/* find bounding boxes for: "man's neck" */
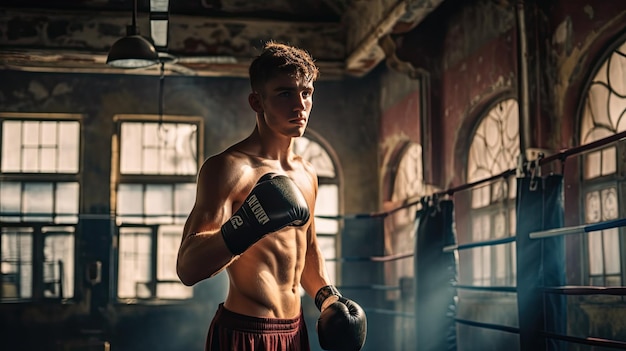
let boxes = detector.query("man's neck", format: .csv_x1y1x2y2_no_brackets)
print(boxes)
241,128,294,161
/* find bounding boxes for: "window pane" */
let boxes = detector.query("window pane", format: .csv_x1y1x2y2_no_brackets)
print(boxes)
473,246,491,286
494,245,506,284
602,228,621,274
588,231,604,275
40,148,57,173
142,123,160,173
156,225,192,299
491,179,507,202
1,228,33,299
315,184,338,234
118,227,152,298
22,121,39,146
40,121,57,146
585,191,601,223
1,182,77,223
150,20,169,47
493,211,506,238
58,121,79,173
601,147,616,176
1,120,21,172
55,182,79,224
120,122,198,175
471,185,490,208
509,208,516,236
23,183,53,221
117,184,144,224
145,184,172,224
584,151,601,179
22,147,38,172
0,182,21,222
42,227,75,299
508,177,516,199
120,122,143,174
472,214,490,241
601,187,618,220
510,242,517,282
2,120,79,173
468,99,520,185
39,121,58,172
174,183,195,224
150,0,169,12
173,124,198,175
472,214,491,285
294,138,335,178
157,225,180,281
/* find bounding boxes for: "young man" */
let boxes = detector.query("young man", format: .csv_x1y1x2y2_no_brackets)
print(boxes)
176,42,366,351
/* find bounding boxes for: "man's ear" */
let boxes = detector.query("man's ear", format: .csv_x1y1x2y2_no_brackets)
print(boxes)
248,93,263,113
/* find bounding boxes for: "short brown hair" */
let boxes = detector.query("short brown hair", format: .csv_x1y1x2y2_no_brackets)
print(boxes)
249,41,319,93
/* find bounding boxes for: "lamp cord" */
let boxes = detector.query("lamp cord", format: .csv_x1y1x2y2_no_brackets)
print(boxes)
132,0,137,33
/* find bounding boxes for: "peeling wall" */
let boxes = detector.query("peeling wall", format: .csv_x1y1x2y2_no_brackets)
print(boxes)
396,0,517,190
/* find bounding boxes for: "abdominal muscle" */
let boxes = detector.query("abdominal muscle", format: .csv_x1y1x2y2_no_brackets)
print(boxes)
223,226,307,319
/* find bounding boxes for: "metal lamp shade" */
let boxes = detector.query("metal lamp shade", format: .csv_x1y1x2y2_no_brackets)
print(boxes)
106,35,159,68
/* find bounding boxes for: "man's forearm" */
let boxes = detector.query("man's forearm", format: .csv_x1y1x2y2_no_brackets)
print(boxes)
177,231,235,285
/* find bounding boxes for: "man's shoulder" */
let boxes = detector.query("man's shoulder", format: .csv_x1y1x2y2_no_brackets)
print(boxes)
202,147,248,167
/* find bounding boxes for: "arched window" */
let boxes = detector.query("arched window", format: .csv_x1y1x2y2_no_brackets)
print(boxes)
294,134,340,284
387,142,424,297
579,36,626,286
467,98,520,286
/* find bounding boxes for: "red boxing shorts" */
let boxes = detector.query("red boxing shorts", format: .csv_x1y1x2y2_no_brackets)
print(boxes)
206,303,311,351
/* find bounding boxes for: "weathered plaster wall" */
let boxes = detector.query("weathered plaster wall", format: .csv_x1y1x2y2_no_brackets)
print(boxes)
396,0,517,190
379,65,423,202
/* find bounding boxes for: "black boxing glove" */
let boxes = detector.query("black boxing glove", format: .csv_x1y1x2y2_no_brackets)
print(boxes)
315,285,367,351
221,173,310,255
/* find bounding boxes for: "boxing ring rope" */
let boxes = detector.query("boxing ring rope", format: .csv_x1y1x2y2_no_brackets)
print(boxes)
317,131,626,226
537,333,626,349
443,236,516,252
326,252,414,262
320,130,626,350
529,218,626,239
529,213,626,349
454,318,520,334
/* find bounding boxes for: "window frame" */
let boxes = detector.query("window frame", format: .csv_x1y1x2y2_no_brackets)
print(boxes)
577,34,626,287
111,114,203,303
0,113,82,302
465,98,520,287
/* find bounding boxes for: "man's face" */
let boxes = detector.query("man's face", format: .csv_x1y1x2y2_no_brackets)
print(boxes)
256,72,314,138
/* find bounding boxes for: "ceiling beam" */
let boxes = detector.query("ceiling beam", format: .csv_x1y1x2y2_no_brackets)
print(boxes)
0,8,346,77
0,1,444,77
342,0,445,76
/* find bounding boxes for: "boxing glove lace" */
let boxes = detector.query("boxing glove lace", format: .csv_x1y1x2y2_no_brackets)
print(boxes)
221,173,310,255
316,285,367,351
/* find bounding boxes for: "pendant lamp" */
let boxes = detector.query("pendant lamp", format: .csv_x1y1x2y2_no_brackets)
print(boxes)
106,0,159,68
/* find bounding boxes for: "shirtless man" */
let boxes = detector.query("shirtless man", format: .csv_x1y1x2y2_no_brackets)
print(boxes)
176,42,366,351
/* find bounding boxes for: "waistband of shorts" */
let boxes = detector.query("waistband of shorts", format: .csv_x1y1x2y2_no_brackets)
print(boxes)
215,303,303,333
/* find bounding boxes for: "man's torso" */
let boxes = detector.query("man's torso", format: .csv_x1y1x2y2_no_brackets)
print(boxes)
220,148,316,319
